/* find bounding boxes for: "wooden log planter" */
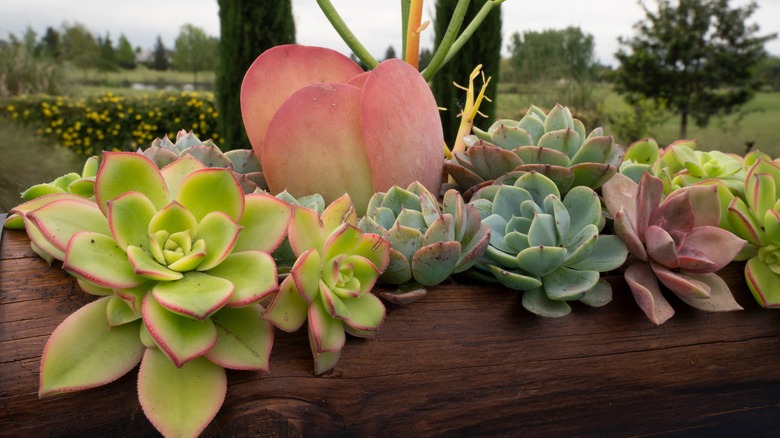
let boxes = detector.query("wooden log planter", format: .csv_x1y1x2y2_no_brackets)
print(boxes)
2,226,780,437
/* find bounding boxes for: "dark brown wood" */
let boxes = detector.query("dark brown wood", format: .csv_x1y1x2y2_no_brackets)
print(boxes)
2,227,780,437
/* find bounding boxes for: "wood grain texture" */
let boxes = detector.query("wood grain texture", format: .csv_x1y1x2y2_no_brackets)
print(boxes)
2,228,780,437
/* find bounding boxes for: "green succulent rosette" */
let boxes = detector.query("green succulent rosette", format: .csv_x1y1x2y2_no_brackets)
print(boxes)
468,171,628,317
358,182,490,304
10,151,292,437
263,194,391,375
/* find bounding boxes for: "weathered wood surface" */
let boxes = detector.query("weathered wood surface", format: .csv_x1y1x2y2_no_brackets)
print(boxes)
2,227,780,437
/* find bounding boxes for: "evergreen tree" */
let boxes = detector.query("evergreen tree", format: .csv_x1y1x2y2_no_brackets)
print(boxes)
151,35,169,71
431,0,502,147
216,0,295,150
173,24,218,89
97,33,118,72
60,22,100,69
384,45,397,60
116,34,136,69
39,27,61,59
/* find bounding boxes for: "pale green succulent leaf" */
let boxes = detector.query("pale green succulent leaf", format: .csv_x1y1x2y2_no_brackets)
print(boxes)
364,192,386,217
568,234,628,272
290,249,322,303
152,271,233,320
544,195,570,241
374,206,397,230
745,256,780,308
320,194,358,235
381,185,422,216
27,198,110,253
104,192,157,251
423,214,455,245
485,245,522,268
542,266,599,300
456,225,491,272
381,249,413,284
764,209,780,247
52,173,81,191
207,305,273,371
159,155,207,198
517,245,567,277
570,136,614,165
96,152,169,215
483,214,513,253
309,297,346,353
487,264,542,290
522,287,571,317
384,223,423,261
106,295,141,327
504,230,531,253
320,281,351,320
562,186,601,241
68,177,95,198
537,129,580,158
126,245,184,281
726,197,764,245
491,185,531,219
115,282,153,314
176,168,244,222
64,231,145,289
39,297,144,397
323,224,363,262
351,233,391,273
263,276,308,332
138,348,226,438
561,224,599,265
517,112,545,144
78,278,113,296
411,241,461,285
21,183,65,201
207,251,277,307
148,201,198,237
675,272,743,313
579,279,613,307
193,212,242,271
288,206,326,256
746,172,777,220
233,193,291,253
519,198,543,218
396,208,426,230
341,292,385,333
166,239,207,272
544,104,571,133
358,215,387,236
142,293,218,367
527,213,559,247
570,162,617,190
516,172,560,206
514,145,570,166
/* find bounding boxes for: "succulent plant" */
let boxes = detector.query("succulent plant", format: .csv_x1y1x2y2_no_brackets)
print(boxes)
654,139,747,196
4,156,100,230
139,129,267,193
445,104,624,198
357,182,491,304
619,138,660,183
263,194,391,375
240,45,444,215
468,171,628,317
10,151,292,437
602,172,746,325
713,157,780,308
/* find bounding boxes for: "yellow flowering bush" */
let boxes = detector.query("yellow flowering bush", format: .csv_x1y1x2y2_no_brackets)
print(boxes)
1,91,219,155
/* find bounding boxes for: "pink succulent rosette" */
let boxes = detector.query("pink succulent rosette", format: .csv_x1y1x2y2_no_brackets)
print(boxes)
11,151,292,437
240,44,444,215
602,172,747,325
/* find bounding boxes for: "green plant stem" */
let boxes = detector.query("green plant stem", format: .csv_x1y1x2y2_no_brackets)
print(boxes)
401,0,411,61
421,0,471,81
441,0,505,68
316,0,379,69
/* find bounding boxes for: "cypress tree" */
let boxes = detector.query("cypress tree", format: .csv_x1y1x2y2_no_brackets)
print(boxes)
431,0,502,147
216,0,296,150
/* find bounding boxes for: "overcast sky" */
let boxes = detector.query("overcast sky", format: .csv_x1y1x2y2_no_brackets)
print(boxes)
2,0,779,66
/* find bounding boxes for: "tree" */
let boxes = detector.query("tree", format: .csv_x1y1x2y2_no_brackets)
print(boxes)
431,0,503,148
60,22,100,69
96,33,118,72
614,0,777,138
509,27,597,82
150,35,169,71
172,24,218,88
383,45,397,60
39,27,61,59
116,34,136,69
216,0,295,150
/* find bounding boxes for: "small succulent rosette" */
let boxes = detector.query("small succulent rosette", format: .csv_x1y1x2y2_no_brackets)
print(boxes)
445,103,624,198
4,155,100,230
619,138,660,183
139,129,266,193
468,171,628,317
10,151,292,437
263,194,391,375
602,172,746,325
715,157,780,308
357,182,491,304
653,139,747,196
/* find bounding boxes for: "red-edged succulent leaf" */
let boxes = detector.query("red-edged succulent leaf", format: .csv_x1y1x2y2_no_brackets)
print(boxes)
323,223,363,262
360,59,444,205
194,211,242,271
207,251,278,306
233,193,292,253
341,292,385,334
206,305,274,371
27,198,109,254
651,262,711,299
644,225,679,268
601,173,639,231
106,295,141,327
263,275,309,332
635,172,664,241
726,197,764,245
160,155,207,199
142,293,218,367
676,225,745,273
649,189,695,234
176,168,244,222
95,152,169,215
745,256,780,308
138,347,226,438
240,44,363,156
39,297,144,397
148,201,198,236
352,233,391,273
78,278,113,296
126,245,184,281
291,249,323,303
64,231,145,289
624,262,675,325
320,281,352,319
321,194,358,233
263,82,376,214
675,272,743,313
289,205,326,256
309,297,345,354
680,184,720,227
115,283,153,315
107,192,156,250
342,254,382,295
152,272,233,321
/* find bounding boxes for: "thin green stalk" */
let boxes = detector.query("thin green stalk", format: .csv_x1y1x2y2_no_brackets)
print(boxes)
421,0,471,81
442,0,505,67
317,0,379,69
401,0,411,60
